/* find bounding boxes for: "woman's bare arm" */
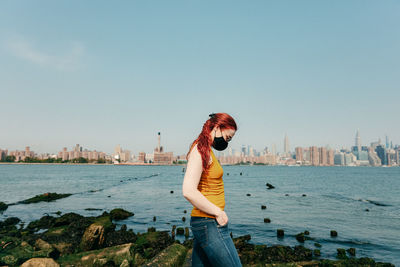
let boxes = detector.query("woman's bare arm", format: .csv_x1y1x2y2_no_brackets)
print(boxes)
182,144,228,225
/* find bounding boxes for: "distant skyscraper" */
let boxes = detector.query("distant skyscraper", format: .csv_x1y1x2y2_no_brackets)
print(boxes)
272,144,277,156
241,145,246,156
355,129,361,152
114,144,122,155
284,134,289,154
385,135,390,149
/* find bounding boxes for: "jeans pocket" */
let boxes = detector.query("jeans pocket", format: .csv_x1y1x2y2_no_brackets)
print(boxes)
191,225,208,248
216,221,228,228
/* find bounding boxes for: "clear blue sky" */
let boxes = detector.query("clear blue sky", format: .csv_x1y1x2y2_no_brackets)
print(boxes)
1,0,399,155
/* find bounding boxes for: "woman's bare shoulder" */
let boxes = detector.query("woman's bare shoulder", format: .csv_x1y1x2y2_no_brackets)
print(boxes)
189,143,212,164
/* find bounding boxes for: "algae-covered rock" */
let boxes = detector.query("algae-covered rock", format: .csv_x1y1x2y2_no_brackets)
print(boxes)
134,230,174,259
337,248,347,259
80,216,115,251
110,208,134,221
21,257,60,267
0,202,8,212
19,192,72,204
27,215,57,232
143,243,188,267
58,243,143,267
0,238,57,266
319,257,395,267
233,235,312,265
35,238,53,250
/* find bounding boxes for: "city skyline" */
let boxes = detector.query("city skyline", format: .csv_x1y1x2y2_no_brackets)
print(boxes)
1,1,399,154
0,129,397,156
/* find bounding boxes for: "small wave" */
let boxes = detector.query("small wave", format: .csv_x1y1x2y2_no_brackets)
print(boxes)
322,194,391,207
362,199,391,207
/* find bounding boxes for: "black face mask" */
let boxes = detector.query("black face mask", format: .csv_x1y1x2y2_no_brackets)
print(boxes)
212,130,228,151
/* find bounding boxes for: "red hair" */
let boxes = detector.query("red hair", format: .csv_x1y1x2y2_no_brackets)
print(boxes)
186,113,237,172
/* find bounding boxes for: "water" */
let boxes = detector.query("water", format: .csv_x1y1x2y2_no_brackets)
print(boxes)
0,164,399,265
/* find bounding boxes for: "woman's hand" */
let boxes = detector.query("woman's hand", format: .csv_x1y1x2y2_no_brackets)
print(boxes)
215,210,228,226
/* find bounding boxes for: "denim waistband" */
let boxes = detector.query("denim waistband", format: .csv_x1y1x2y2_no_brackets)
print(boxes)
190,216,216,223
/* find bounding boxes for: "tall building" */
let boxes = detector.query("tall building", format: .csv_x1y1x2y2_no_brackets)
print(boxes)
327,149,334,166
355,129,361,153
284,134,289,154
271,144,277,156
319,147,327,166
153,132,173,164
375,145,387,165
295,147,303,162
385,135,390,149
0,149,8,161
138,152,146,163
112,145,131,163
241,145,246,156
310,146,319,166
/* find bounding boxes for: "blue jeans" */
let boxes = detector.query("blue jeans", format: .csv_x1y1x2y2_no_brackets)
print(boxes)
190,216,242,267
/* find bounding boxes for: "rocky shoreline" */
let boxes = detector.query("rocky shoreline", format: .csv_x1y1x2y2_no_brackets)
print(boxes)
0,206,395,267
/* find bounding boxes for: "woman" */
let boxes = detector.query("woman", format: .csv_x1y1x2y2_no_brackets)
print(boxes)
182,112,242,267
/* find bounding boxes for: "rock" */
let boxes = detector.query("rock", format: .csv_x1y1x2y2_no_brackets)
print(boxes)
263,218,271,223
134,230,174,259
80,216,114,251
1,254,18,265
51,242,73,255
261,205,267,210
184,227,189,238
120,259,130,267
314,249,321,256
0,237,57,266
0,201,8,211
21,258,60,267
3,217,20,226
143,243,187,267
176,227,184,235
347,247,356,256
53,212,84,227
120,224,127,232
19,192,72,204
110,208,134,221
27,215,56,232
331,230,338,237
277,229,284,237
296,232,305,243
57,243,139,266
35,238,52,250
182,248,192,267
314,242,322,248
266,183,275,189
233,234,313,264
304,230,310,235
104,227,137,248
337,248,347,259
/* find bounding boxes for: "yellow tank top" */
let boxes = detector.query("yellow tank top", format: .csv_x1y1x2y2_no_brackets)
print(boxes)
190,146,225,218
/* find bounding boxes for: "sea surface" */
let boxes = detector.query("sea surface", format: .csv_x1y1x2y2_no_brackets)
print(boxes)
0,164,399,265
